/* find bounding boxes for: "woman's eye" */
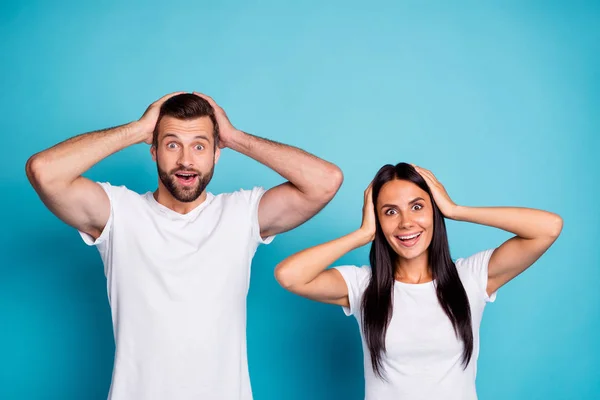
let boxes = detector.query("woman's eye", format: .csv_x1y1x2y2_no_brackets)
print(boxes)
412,204,423,211
385,209,397,215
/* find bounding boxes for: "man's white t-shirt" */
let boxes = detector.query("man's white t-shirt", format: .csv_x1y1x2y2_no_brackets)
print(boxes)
334,249,496,400
79,182,274,400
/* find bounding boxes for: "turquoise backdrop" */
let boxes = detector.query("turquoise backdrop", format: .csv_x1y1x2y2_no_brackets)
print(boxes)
1,1,598,399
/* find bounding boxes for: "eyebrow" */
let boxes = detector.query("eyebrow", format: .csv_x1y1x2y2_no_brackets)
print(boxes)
162,133,210,142
381,197,425,208
409,197,425,205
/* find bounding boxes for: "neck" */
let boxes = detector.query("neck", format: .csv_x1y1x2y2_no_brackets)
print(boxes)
395,252,432,284
153,184,208,214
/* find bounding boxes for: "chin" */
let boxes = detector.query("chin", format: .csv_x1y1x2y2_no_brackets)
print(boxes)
397,248,424,260
172,186,203,203
387,239,428,260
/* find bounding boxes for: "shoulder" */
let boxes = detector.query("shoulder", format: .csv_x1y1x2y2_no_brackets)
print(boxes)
333,265,372,290
95,182,142,204
332,265,371,317
214,187,267,208
455,248,497,302
455,249,496,275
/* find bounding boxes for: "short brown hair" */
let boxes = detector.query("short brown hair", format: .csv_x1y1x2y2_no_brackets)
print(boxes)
153,93,219,148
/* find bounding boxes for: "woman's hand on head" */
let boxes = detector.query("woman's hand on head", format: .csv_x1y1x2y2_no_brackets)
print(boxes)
412,165,459,219
359,182,377,242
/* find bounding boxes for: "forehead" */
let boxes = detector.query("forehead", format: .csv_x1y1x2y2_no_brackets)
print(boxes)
157,116,214,142
377,179,429,205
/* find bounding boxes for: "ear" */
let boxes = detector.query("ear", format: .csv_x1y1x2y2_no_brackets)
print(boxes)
151,145,157,162
214,146,221,165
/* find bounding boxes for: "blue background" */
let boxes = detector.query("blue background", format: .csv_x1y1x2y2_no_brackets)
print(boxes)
1,1,598,399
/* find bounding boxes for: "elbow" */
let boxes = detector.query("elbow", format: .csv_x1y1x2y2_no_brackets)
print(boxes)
25,154,48,188
547,214,564,239
26,153,66,193
274,263,298,291
329,165,344,193
302,165,343,205
319,165,344,202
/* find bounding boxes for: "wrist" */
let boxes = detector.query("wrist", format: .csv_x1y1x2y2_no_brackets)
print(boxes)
223,129,245,149
354,228,374,246
222,129,248,152
448,205,466,221
127,121,152,144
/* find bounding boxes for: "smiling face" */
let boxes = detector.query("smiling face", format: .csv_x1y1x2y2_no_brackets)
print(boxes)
376,179,434,262
151,115,220,203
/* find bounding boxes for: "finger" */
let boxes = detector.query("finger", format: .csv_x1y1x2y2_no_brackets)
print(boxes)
413,165,427,175
365,183,373,202
416,170,440,191
193,92,217,106
419,172,434,187
420,169,436,183
421,169,437,180
413,165,429,180
415,166,438,185
423,171,442,188
414,165,432,176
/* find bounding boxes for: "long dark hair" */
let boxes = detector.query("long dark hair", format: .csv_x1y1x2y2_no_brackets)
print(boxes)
361,162,473,379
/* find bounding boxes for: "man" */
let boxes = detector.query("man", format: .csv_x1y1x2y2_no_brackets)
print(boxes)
26,92,343,399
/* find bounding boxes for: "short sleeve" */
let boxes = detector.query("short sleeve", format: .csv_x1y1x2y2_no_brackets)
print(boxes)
238,186,275,245
455,248,497,303
78,182,114,247
333,265,371,317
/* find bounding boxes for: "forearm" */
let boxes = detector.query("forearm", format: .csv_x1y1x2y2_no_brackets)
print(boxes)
275,229,371,288
451,206,563,240
26,121,145,190
227,129,340,195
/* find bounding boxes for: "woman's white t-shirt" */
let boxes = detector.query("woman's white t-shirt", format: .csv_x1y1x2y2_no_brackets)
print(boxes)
334,249,496,400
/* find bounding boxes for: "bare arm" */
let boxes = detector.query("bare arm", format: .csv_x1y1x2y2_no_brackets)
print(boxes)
414,166,563,295
25,92,183,239
226,131,343,237
194,93,343,238
274,184,376,306
451,206,562,295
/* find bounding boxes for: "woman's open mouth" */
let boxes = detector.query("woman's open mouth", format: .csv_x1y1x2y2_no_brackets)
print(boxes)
394,232,422,248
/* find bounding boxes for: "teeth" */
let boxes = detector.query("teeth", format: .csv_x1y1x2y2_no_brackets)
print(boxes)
398,232,421,240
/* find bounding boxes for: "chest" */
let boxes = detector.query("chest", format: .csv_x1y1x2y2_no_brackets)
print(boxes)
106,201,256,302
381,287,464,365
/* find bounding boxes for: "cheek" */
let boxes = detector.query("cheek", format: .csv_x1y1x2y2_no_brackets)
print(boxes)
156,150,177,167
157,150,170,162
196,153,214,165
377,215,396,235
413,212,434,230
199,153,215,166
416,214,434,247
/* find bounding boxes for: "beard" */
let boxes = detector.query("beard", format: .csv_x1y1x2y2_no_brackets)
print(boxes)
157,162,215,203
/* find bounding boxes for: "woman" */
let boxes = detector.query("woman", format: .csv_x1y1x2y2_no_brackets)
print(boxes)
275,162,562,400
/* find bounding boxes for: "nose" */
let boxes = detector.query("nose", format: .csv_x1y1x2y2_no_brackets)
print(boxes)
177,147,194,168
398,212,414,229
